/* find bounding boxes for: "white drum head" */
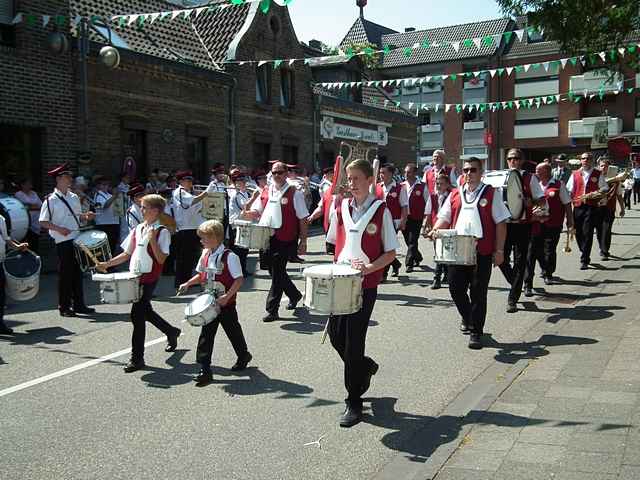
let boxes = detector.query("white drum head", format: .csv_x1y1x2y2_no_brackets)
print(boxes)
436,229,457,238
303,264,360,279
92,272,140,282
232,219,252,228
186,293,216,316
76,230,107,247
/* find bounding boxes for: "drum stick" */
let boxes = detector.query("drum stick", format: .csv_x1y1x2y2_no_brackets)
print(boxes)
321,317,330,345
78,243,101,270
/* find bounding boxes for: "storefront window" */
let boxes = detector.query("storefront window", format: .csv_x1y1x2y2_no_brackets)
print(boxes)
0,125,43,192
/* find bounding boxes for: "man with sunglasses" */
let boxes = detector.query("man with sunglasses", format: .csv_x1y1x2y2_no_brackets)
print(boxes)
247,161,309,322
566,152,608,269
429,157,509,349
499,148,546,313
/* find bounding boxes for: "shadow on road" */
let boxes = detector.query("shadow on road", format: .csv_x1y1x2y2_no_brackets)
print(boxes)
377,293,453,309
482,333,598,364
0,326,75,345
215,366,315,399
519,302,626,324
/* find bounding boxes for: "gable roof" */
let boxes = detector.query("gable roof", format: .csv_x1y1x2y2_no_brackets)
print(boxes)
380,17,511,69
340,16,398,49
503,16,560,59
70,0,253,70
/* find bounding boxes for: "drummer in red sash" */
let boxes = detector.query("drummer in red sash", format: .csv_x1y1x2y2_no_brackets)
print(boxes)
423,150,459,194
566,151,608,270
524,163,573,292
326,158,399,427
401,163,430,273
498,148,546,313
428,157,509,349
247,161,309,322
375,164,407,280
423,173,454,289
97,194,181,373
0,215,29,335
39,163,96,317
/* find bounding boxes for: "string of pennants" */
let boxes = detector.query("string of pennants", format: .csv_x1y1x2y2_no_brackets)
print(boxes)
317,44,640,92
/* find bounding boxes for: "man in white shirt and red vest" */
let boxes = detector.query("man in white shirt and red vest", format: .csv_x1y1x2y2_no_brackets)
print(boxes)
429,157,509,349
423,173,455,289
375,164,407,280
401,163,431,273
566,151,609,270
423,149,459,194
498,148,546,313
326,158,399,427
524,162,573,292
248,161,309,322
595,157,625,261
39,163,97,317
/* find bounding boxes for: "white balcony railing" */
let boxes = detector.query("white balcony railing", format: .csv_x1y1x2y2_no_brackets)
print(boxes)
635,117,640,132
514,122,559,139
464,79,486,90
569,70,624,94
421,124,442,133
568,116,623,138
514,79,559,98
461,146,488,159
463,121,485,130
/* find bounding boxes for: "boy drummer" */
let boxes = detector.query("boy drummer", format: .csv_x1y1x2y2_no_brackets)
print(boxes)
0,215,29,335
178,220,252,386
97,194,181,373
326,159,399,428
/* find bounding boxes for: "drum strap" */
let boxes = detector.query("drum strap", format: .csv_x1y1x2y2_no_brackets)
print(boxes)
127,208,141,225
49,194,81,228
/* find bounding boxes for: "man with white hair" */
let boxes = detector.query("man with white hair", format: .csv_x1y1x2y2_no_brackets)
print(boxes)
423,150,458,194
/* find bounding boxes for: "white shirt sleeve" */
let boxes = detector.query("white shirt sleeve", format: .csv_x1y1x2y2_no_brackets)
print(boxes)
559,184,571,205
158,228,171,255
436,194,453,224
381,207,400,253
251,193,265,214
121,230,135,255
399,187,409,208
423,194,432,215
492,189,512,224
226,251,243,279
175,189,194,209
38,198,51,222
195,250,208,273
293,190,310,219
450,169,459,188
565,174,575,195
0,218,10,241
529,175,545,200
326,209,338,245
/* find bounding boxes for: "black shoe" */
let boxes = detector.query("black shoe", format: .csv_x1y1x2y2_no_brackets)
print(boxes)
231,352,252,371
460,322,471,335
524,287,534,298
468,333,483,350
601,253,610,261
74,306,95,314
506,303,517,313
123,360,145,373
339,406,363,428
391,268,399,278
360,360,379,395
543,276,553,285
286,294,302,310
406,266,414,273
262,313,279,322
0,323,14,335
195,370,213,386
60,309,76,317
165,329,181,352
442,274,448,284
580,263,589,270
431,278,441,290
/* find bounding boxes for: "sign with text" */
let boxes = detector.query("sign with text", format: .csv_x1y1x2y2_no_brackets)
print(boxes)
321,116,388,146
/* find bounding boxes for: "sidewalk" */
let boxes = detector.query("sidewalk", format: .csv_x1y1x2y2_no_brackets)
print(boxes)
432,234,640,479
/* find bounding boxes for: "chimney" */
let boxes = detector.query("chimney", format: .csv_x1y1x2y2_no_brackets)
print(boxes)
309,39,322,51
405,27,416,33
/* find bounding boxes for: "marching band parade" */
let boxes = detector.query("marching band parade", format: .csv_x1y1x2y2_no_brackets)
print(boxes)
0,147,635,430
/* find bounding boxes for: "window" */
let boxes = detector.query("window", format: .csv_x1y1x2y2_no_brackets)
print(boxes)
186,136,207,183
635,98,640,118
280,68,294,108
463,108,485,123
418,112,432,126
0,0,16,46
0,125,43,192
282,145,298,166
122,129,147,180
256,64,272,104
253,142,271,167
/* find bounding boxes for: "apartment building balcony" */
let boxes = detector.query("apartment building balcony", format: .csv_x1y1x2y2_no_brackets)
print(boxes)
568,116,623,138
421,124,442,133
421,124,443,149
514,79,559,98
635,117,640,132
569,70,624,94
514,122,559,139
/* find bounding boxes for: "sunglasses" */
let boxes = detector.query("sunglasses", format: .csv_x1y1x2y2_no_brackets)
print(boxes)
271,170,287,175
462,167,478,173
507,156,521,160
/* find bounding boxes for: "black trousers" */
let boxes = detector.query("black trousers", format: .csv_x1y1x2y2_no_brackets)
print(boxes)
634,180,640,204
95,224,120,257
573,205,600,265
265,238,301,315
24,230,40,254
328,287,378,409
56,239,86,311
163,234,176,276
130,282,180,362
624,190,632,210
174,229,201,287
596,207,615,256
402,217,424,267
448,254,493,335
499,223,532,305
525,225,562,287
196,304,248,372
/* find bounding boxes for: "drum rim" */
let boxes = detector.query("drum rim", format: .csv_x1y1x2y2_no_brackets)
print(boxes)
303,264,361,277
186,293,216,315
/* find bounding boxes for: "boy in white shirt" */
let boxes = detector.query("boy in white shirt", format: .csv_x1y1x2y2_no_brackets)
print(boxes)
93,177,120,256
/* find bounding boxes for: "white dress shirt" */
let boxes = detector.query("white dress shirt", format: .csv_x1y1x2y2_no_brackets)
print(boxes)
424,191,449,216
121,223,171,256
126,203,143,230
94,191,119,225
565,168,608,195
438,183,511,225
540,180,571,205
229,190,250,224
403,179,430,204
250,183,309,219
39,188,82,244
172,187,204,231
14,190,42,234
196,244,242,279
633,167,640,180
0,216,10,261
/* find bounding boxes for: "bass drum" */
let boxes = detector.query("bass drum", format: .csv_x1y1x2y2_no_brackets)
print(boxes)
482,170,524,220
0,197,30,242
3,250,41,301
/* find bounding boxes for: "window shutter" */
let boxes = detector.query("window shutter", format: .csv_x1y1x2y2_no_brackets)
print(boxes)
0,0,14,25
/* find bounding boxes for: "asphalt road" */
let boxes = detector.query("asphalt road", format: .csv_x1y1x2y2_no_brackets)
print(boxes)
2,212,639,480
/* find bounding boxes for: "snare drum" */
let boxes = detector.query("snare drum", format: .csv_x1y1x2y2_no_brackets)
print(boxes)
185,293,220,327
0,197,30,242
482,170,524,220
91,272,142,304
3,250,41,301
74,230,112,272
303,264,363,315
233,220,273,250
202,191,226,221
434,230,477,266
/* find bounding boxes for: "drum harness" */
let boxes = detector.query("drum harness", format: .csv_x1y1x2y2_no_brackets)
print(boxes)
46,193,81,230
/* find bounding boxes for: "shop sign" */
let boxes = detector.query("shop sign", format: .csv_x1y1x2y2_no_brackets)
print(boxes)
321,116,388,146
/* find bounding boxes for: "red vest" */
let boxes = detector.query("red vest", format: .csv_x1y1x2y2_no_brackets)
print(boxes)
259,187,269,209
430,190,453,226
334,201,386,289
322,190,341,233
424,165,453,194
132,227,166,285
266,187,299,242
403,181,427,221
375,183,402,220
571,169,602,207
450,187,497,256
543,180,565,228
199,250,238,306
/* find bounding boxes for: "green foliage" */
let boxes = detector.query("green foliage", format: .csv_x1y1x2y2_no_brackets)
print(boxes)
344,42,382,70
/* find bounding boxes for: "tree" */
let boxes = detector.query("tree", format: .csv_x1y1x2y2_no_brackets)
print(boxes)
496,0,640,69
343,42,382,70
